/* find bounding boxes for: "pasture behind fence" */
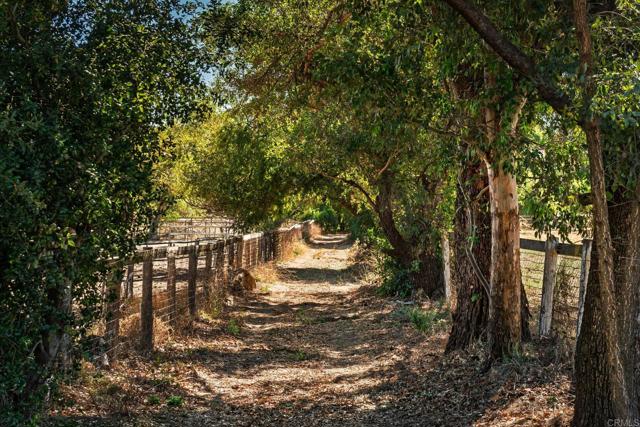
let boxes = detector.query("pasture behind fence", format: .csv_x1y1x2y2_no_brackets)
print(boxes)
149,217,236,243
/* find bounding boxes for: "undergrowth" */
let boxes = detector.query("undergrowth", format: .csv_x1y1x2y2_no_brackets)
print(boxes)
398,305,450,334
375,258,420,299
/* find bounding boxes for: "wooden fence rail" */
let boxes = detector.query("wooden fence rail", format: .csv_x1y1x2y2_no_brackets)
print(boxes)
98,221,317,363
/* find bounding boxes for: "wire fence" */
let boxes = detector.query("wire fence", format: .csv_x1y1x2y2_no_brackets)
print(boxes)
519,237,592,349
88,220,320,365
149,217,237,243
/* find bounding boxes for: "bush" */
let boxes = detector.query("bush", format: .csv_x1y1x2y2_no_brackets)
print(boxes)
303,203,344,232
375,258,420,299
0,2,206,423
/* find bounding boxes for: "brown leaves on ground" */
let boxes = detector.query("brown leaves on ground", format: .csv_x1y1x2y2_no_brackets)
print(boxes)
47,234,574,427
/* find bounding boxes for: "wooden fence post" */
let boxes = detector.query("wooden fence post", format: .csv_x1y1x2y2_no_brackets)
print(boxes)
188,245,197,318
126,262,134,299
576,239,593,339
140,249,154,351
204,243,213,303
253,237,258,266
226,238,235,275
105,266,122,362
274,231,280,260
166,250,177,327
215,241,225,287
441,234,452,303
538,235,559,336
237,236,244,269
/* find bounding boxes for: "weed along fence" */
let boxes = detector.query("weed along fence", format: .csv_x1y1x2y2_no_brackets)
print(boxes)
96,221,320,364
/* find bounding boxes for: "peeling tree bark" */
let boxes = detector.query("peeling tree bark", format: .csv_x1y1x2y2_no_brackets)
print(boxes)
485,162,522,358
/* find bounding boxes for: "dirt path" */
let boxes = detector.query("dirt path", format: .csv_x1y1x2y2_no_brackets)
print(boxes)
180,233,436,426
48,234,575,426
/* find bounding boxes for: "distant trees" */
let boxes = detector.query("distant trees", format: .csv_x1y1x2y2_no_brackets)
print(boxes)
0,1,207,423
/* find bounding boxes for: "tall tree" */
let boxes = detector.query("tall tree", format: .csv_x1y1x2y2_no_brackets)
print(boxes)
202,0,456,296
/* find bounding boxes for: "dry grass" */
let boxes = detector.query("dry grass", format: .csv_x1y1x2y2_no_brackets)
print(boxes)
290,240,308,259
307,222,322,238
251,262,281,285
117,313,173,354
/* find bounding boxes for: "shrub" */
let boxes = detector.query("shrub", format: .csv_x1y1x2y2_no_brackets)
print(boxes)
226,319,242,336
166,395,184,407
376,258,420,299
400,306,450,334
0,1,206,423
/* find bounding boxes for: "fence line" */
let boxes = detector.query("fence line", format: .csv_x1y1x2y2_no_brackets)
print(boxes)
445,235,592,346
93,220,320,364
96,224,587,364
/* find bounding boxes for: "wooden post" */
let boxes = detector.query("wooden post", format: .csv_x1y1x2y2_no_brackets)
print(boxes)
237,236,244,269
188,245,197,318
140,249,154,351
222,239,229,285
105,266,122,362
227,238,235,270
270,231,275,260
245,238,249,267
576,239,593,339
441,233,452,303
166,250,177,327
538,235,559,336
274,231,280,260
204,243,213,303
254,238,259,267
126,262,134,299
215,241,224,287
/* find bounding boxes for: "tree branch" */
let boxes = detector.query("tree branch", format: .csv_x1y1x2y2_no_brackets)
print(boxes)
317,171,377,210
442,0,572,114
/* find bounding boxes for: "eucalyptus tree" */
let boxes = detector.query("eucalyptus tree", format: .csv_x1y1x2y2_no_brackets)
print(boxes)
441,0,640,423
0,1,208,422
407,1,543,356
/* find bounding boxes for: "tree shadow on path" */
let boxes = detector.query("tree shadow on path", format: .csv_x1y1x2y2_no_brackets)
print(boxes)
46,233,574,427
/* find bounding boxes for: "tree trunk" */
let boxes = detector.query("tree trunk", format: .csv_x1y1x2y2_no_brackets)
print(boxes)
414,252,445,297
572,0,637,422
447,157,530,352
375,171,444,297
574,163,640,426
376,173,415,267
486,162,522,359
446,158,491,351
